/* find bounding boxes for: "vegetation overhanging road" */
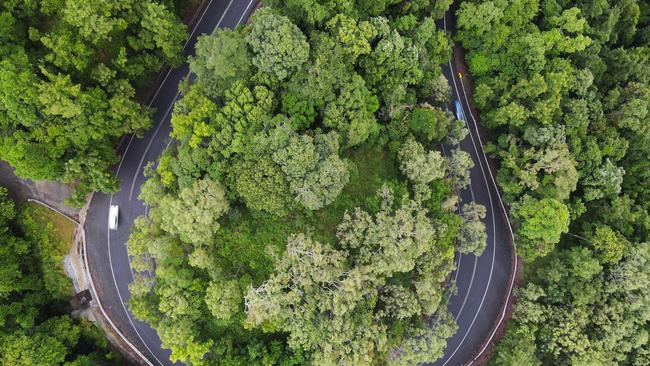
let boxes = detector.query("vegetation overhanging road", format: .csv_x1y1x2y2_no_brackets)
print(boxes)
84,1,257,365
84,2,515,365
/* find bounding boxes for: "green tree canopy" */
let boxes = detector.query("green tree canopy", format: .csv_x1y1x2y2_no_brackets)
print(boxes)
458,202,488,256
246,8,310,81
190,30,252,99
0,187,119,364
245,188,456,365
125,2,464,364
459,0,650,363
0,0,187,205
512,195,570,261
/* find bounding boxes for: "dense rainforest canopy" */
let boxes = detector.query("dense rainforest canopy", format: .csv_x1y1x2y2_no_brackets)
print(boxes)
126,0,488,365
5,0,648,364
456,0,650,364
0,0,189,206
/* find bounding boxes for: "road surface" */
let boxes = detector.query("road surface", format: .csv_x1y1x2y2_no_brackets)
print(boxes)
84,1,258,365
84,2,515,365
427,9,516,366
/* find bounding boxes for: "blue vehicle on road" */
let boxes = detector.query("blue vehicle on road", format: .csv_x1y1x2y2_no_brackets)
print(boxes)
455,99,465,121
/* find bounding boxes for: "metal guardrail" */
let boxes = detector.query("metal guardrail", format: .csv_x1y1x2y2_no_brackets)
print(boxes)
26,198,79,224
26,197,153,365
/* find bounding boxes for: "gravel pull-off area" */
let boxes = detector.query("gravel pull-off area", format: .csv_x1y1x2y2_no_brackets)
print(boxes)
0,160,79,218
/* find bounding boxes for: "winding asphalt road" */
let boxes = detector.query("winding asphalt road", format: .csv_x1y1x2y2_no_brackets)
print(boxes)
83,2,515,365
84,1,257,365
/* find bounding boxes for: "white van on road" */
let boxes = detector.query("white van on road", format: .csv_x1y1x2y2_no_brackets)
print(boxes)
108,205,119,230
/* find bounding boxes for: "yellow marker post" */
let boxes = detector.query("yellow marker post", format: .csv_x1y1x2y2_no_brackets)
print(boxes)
458,72,463,78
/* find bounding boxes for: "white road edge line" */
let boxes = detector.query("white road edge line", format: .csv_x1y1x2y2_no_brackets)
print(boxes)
81,218,154,366
108,194,165,366
439,12,497,359
237,0,256,25
439,10,517,366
